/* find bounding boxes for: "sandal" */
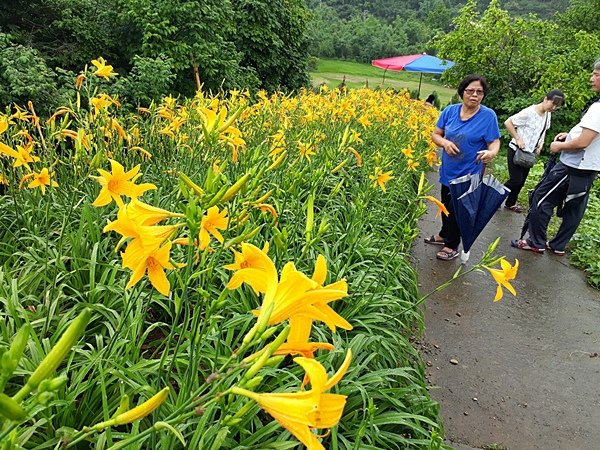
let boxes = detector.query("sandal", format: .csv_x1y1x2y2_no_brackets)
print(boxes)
424,235,445,246
510,239,545,254
545,242,565,256
504,204,526,213
436,249,459,261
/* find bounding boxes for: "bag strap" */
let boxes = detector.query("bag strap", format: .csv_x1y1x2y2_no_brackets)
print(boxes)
534,113,548,150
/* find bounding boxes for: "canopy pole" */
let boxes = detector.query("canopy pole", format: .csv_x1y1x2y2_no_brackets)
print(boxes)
382,67,388,85
418,73,423,99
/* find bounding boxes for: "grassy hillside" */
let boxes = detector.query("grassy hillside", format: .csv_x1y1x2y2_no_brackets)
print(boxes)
310,58,457,105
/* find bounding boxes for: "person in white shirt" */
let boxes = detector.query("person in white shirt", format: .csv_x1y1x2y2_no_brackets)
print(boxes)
512,57,600,255
503,89,565,212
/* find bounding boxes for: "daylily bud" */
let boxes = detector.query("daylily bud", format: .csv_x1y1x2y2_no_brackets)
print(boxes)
221,172,252,203
331,159,348,174
267,151,286,170
331,179,344,196
206,184,229,208
14,308,91,402
253,189,273,205
263,355,285,368
317,217,330,237
259,327,278,341
417,171,426,196
243,376,264,389
223,225,262,249
8,325,31,367
255,301,275,338
305,194,314,242
37,374,68,393
0,393,26,421
179,172,204,197
92,387,169,430
221,416,242,426
242,326,289,382
338,124,350,152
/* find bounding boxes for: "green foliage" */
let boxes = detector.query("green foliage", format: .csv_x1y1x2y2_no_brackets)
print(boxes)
0,0,311,111
433,0,600,133
0,35,58,110
233,0,310,92
112,55,176,106
570,188,600,288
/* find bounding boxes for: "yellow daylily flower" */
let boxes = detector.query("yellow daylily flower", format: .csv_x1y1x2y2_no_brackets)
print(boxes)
91,159,156,207
0,119,8,134
0,142,40,170
199,206,229,250
369,167,393,193
232,350,352,450
226,245,348,328
121,240,175,296
298,141,316,161
407,159,419,171
27,168,58,195
126,198,183,226
423,195,450,218
91,57,118,78
224,242,275,294
485,258,519,302
10,105,31,122
309,255,352,332
103,204,178,247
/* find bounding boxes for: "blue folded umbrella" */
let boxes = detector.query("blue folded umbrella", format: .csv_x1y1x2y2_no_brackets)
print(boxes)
449,174,510,259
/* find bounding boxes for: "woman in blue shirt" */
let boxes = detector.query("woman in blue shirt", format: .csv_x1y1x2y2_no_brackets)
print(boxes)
425,74,501,260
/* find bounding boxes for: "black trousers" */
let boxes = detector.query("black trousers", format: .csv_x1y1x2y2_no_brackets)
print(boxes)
527,161,597,251
504,147,531,207
439,184,461,250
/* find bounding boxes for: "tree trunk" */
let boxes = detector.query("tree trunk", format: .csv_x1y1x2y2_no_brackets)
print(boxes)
191,53,201,92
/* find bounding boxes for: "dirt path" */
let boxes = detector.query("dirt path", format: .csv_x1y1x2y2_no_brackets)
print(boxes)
414,172,600,450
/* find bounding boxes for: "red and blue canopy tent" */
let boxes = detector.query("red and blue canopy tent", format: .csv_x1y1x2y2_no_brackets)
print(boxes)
371,53,455,98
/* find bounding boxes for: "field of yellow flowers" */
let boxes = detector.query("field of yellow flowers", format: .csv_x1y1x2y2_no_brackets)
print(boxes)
0,59,458,449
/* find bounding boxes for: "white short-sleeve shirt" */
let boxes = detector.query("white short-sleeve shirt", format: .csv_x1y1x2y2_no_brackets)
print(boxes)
560,101,600,171
509,105,550,153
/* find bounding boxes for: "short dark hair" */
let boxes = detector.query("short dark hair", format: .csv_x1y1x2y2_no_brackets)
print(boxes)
545,89,565,106
457,74,489,99
425,94,436,103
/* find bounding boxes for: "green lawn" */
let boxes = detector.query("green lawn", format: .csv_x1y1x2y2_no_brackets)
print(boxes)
310,58,456,105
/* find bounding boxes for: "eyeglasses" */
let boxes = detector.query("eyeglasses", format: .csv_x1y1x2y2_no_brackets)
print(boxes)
464,88,485,96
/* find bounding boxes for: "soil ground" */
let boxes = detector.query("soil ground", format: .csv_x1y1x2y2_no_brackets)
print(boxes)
414,172,600,450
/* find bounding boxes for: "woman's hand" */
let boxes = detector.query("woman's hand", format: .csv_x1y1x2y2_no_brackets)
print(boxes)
515,137,525,149
442,139,460,156
475,150,496,164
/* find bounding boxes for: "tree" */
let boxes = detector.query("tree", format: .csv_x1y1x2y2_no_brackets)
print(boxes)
432,0,557,112
233,0,310,92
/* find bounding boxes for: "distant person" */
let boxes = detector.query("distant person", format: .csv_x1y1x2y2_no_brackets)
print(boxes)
503,89,565,213
424,94,436,107
512,57,600,255
426,74,501,260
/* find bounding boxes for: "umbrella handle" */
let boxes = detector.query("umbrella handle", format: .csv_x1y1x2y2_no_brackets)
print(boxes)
460,250,470,264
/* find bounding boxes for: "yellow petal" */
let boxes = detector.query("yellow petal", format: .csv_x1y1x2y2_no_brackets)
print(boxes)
312,255,327,285
148,260,170,296
323,349,352,391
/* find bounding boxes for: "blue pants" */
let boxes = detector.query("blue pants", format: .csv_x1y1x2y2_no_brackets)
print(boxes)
527,161,597,251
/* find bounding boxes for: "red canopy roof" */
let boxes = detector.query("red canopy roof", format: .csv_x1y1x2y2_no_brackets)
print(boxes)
371,54,422,71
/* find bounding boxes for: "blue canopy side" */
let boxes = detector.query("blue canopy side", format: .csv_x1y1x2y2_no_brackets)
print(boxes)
403,55,455,74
